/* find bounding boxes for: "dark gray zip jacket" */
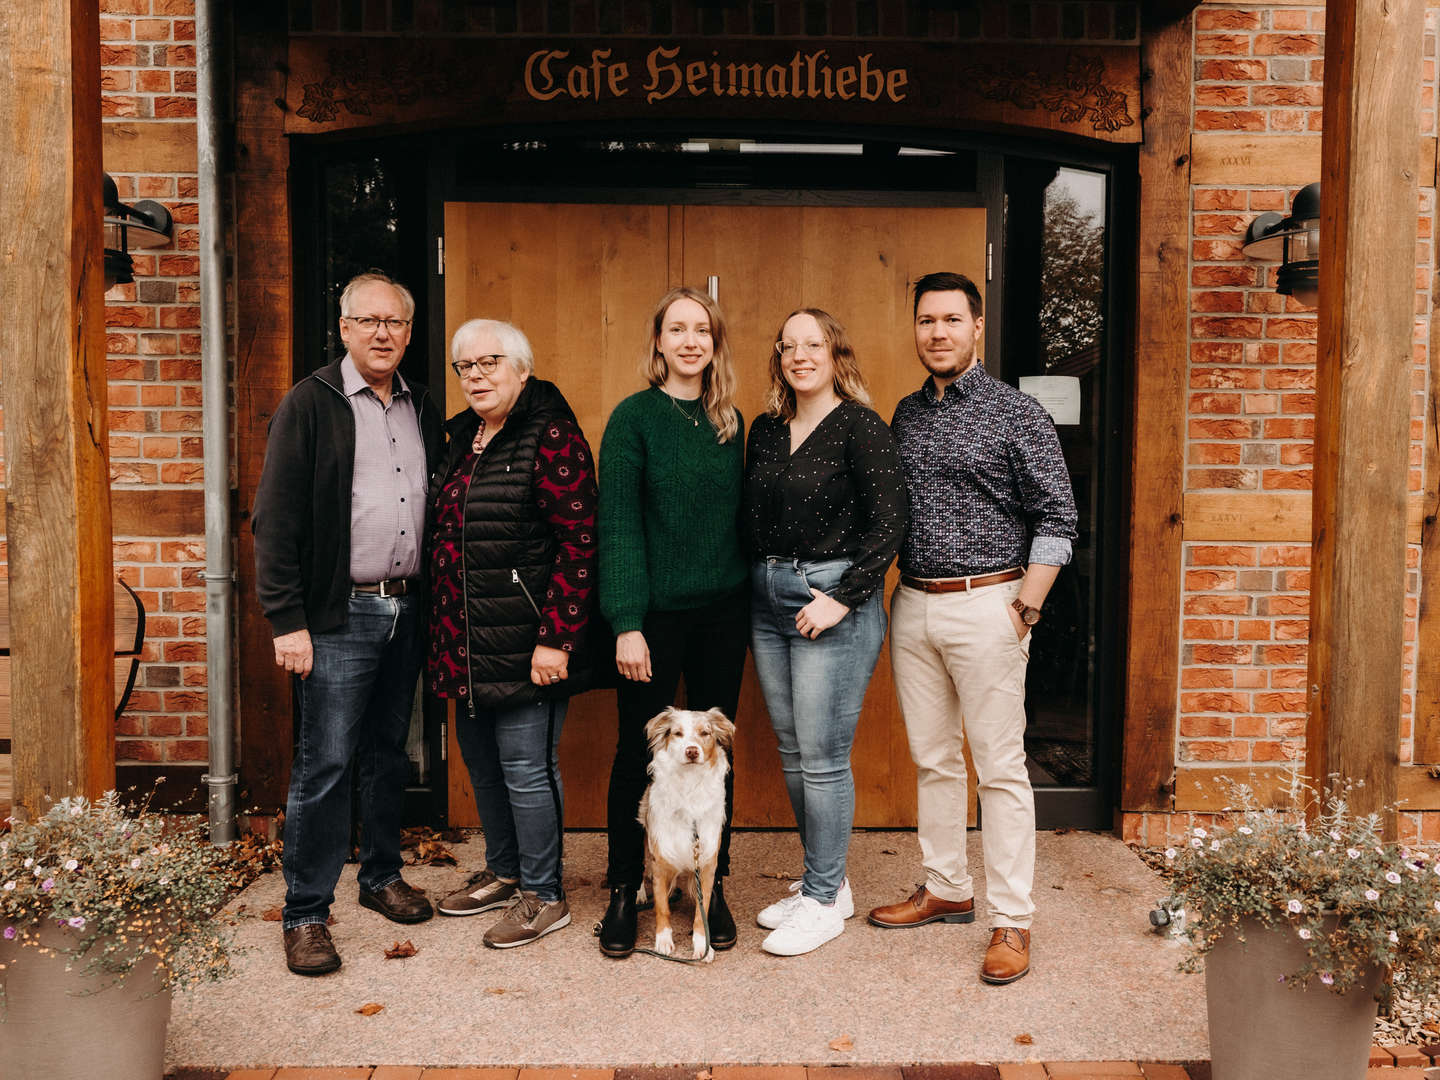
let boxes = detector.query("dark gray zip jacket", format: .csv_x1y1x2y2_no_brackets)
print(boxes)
252,359,443,637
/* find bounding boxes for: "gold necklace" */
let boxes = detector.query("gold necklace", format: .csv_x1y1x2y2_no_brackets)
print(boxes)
667,393,702,428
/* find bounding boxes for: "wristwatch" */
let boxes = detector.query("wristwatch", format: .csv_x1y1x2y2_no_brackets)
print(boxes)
1011,598,1043,626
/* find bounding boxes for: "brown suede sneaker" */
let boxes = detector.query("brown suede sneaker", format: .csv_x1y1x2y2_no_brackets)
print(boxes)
283,923,341,976
358,878,434,924
867,885,975,928
980,926,1031,984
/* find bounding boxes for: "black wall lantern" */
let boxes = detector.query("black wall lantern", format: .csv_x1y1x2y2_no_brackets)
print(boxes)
1242,181,1320,306
103,172,174,290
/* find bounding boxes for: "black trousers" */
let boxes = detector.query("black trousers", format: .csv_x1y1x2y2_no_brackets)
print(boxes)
605,586,750,886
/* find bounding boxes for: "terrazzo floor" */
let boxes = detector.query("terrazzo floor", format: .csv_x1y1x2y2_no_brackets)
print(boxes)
166,830,1209,1070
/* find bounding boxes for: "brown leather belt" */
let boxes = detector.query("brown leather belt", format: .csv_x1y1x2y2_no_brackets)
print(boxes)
352,577,419,597
900,568,1023,594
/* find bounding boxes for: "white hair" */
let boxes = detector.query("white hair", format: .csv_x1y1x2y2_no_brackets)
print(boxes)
449,318,535,377
339,271,415,320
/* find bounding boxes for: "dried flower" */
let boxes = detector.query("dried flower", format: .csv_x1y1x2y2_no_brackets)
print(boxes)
0,791,241,1000
1164,773,1440,1002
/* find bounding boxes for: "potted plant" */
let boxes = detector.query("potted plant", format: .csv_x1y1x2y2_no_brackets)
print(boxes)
1164,777,1440,1080
0,791,239,1080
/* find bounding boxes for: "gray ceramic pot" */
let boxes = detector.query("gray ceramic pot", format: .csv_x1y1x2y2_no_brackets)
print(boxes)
1205,915,1382,1080
0,922,171,1080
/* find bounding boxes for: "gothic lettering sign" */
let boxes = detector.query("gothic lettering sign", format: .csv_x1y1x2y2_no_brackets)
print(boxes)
285,37,1141,144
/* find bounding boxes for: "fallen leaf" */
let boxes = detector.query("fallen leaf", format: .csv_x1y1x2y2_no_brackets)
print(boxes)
828,1034,854,1052
485,987,508,995
758,871,801,881
261,906,282,922
1014,1033,1034,1045
384,940,418,959
1051,885,1065,890
235,904,248,914
438,827,469,844
356,1003,384,1016
410,839,458,867
880,848,898,855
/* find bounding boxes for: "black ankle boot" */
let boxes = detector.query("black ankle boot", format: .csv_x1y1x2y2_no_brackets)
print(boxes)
598,885,638,957
707,878,736,950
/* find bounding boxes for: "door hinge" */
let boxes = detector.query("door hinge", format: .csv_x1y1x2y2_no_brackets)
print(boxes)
986,242,993,282
437,236,445,276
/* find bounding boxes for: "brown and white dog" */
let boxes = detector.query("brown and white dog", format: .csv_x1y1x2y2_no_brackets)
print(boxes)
638,706,735,962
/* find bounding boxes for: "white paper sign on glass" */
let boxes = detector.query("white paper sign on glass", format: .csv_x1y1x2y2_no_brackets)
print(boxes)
1018,375,1081,426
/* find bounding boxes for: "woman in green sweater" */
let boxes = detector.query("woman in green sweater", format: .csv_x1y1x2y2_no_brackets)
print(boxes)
596,285,749,959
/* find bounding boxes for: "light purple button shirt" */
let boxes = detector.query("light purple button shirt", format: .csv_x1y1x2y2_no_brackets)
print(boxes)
341,355,428,584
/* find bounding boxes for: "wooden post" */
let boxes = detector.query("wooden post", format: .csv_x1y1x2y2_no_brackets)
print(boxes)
1121,12,1191,812
0,2,116,812
1306,0,1425,821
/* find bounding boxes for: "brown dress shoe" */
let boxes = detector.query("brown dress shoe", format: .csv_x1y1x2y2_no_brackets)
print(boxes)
980,927,1031,984
867,885,975,928
283,923,341,976
358,878,434,924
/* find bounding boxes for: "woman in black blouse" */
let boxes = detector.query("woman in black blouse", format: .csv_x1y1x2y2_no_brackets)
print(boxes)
743,307,907,957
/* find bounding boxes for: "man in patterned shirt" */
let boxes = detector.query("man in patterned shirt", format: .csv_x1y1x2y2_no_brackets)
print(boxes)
867,271,1077,986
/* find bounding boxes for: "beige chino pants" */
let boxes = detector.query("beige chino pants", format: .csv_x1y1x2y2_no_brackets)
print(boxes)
889,577,1035,929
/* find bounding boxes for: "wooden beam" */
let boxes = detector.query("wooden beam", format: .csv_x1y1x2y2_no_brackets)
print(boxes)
1306,0,1425,823
0,0,116,812
1121,16,1191,811
1173,766,1296,812
1183,491,1425,544
233,0,296,810
0,489,205,536
1191,133,1437,188
1419,247,1440,762
102,122,198,173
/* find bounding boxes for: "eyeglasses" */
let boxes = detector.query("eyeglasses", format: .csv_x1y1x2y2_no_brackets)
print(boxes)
452,355,506,378
343,315,412,334
776,340,828,359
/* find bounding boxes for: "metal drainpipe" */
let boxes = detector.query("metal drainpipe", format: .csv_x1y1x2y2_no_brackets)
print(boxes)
195,0,237,844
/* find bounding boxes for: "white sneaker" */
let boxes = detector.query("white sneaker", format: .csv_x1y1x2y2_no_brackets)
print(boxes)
757,878,854,929
761,895,845,956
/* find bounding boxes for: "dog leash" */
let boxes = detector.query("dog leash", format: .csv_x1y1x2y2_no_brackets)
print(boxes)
592,824,714,965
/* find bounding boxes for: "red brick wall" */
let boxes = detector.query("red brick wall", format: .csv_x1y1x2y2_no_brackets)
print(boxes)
102,0,209,769
1123,2,1438,847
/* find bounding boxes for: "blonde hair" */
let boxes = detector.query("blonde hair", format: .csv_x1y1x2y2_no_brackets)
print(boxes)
764,307,871,421
642,286,740,443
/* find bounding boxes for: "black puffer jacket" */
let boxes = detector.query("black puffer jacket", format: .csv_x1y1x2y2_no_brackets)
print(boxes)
431,378,597,709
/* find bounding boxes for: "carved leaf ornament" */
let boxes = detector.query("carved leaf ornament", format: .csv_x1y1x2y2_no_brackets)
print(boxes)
974,54,1134,134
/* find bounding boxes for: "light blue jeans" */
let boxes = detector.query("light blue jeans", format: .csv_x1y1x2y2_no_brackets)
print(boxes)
455,698,568,901
750,557,888,905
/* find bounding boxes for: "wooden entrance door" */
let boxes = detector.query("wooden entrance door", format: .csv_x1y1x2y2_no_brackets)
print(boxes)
442,200,986,828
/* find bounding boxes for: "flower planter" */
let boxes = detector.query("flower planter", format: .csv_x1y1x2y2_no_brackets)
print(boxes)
0,922,170,1080
1205,916,1383,1080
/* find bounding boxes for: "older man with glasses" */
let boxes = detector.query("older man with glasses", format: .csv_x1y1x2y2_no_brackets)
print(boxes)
253,271,443,976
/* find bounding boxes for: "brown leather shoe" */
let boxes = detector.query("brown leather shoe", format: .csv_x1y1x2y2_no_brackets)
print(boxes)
867,885,975,928
358,878,434,924
283,923,341,976
980,927,1031,984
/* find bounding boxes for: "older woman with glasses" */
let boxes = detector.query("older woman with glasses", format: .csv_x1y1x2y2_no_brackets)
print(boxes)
743,307,907,957
426,318,598,949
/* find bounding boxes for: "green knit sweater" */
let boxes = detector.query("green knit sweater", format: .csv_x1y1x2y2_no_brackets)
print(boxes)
598,387,747,633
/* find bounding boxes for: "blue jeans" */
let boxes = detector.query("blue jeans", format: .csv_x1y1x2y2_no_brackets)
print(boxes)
456,698,568,901
283,593,422,929
750,557,888,905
